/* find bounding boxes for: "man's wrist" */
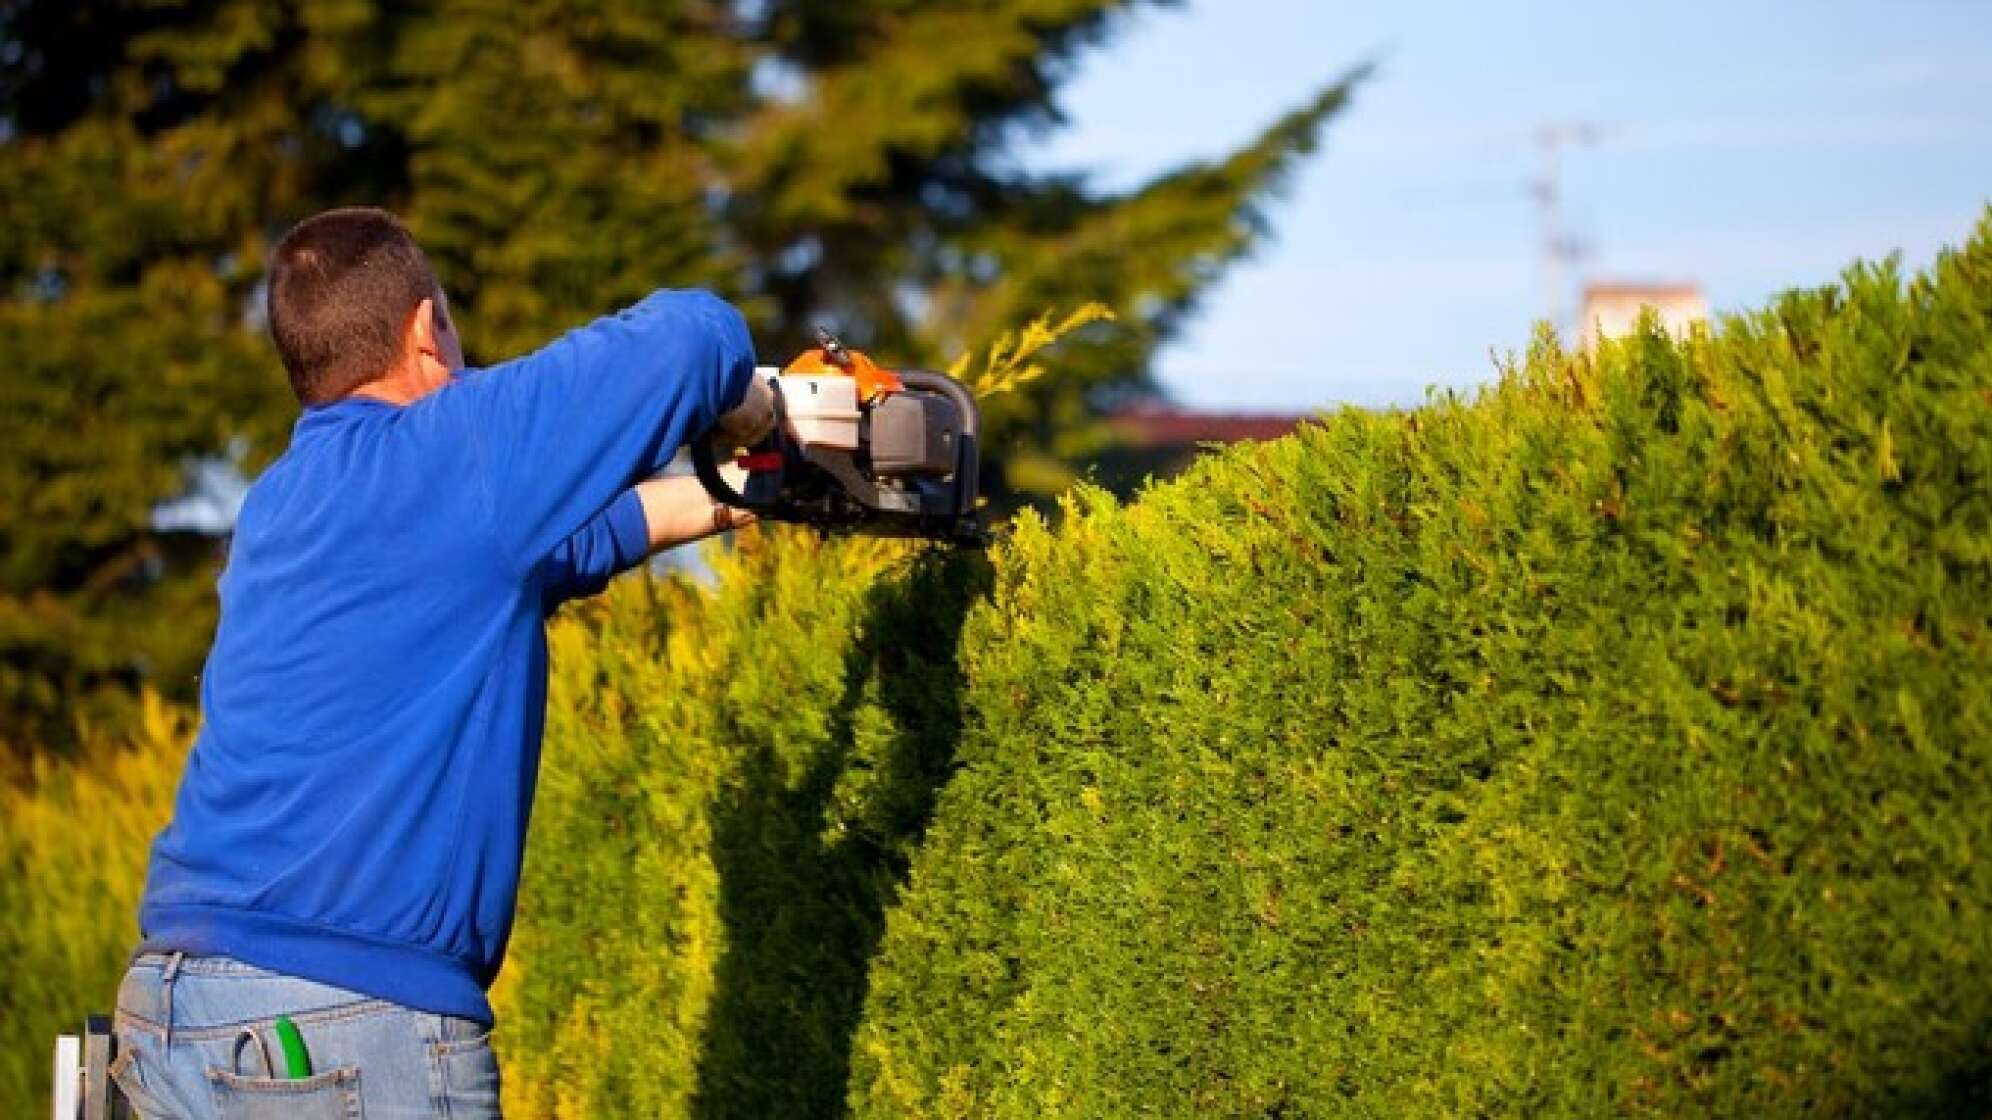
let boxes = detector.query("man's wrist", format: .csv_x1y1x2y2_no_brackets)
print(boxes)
713,374,776,448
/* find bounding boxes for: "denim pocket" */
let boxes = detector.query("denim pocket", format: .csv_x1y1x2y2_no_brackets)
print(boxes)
206,1064,364,1119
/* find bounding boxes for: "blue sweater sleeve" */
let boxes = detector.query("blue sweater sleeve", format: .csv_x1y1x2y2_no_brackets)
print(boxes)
541,488,651,613
437,289,753,569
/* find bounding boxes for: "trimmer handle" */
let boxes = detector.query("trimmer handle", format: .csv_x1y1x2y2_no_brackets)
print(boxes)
689,435,765,510
690,377,789,511
894,369,980,519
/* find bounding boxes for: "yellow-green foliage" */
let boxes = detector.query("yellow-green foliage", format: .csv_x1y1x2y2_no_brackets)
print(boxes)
949,303,1116,399
849,219,1992,1115
493,533,988,1118
0,696,189,1109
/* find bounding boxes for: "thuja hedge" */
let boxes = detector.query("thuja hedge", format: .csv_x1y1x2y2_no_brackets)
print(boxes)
847,220,1992,1115
0,698,189,1111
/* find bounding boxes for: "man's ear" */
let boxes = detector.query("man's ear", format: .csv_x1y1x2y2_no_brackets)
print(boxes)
407,296,439,361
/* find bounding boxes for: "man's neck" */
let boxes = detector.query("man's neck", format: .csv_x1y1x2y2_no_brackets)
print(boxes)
348,363,452,407
348,380,424,407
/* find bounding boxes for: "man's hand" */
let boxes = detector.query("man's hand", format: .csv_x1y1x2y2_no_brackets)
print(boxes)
711,374,776,450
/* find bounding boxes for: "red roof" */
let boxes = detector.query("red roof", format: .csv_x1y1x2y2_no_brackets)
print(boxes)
1108,404,1310,447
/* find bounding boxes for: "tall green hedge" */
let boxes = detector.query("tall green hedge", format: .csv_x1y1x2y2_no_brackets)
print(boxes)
849,217,1992,1115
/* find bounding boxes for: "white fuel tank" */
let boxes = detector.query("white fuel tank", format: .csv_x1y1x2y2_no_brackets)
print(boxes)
776,374,862,451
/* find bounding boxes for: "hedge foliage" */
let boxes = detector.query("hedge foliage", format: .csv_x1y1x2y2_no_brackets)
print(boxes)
0,697,189,1109
493,535,986,1118
849,217,1992,1115
3,214,1989,1118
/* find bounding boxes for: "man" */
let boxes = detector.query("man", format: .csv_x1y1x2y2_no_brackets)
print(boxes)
107,207,773,1117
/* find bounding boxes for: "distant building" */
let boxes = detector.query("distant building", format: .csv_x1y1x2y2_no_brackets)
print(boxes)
1087,402,1312,494
1578,282,1708,349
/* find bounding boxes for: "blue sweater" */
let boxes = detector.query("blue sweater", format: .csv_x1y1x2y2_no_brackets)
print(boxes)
138,289,755,1022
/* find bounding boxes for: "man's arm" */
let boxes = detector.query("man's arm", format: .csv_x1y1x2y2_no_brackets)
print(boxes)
426,289,756,573
540,465,757,612
632,469,757,550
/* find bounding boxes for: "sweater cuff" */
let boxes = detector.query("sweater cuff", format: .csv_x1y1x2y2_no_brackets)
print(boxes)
606,489,651,568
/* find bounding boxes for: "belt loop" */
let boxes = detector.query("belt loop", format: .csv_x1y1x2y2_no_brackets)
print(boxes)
161,951,185,1049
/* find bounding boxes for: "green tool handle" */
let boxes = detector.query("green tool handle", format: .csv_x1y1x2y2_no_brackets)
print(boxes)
273,1016,312,1079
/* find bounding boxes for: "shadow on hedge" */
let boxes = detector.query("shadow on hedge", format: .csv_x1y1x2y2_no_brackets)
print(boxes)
693,550,991,1119
1871,1025,1992,1119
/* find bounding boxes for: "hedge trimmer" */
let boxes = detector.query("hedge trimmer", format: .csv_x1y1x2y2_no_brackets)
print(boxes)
692,330,988,545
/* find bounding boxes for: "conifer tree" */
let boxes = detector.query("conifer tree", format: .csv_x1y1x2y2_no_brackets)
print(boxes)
0,0,1363,743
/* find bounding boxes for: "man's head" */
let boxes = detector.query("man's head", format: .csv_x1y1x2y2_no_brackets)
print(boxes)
267,207,462,406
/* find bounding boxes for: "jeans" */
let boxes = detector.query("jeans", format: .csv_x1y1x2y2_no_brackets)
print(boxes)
110,953,501,1119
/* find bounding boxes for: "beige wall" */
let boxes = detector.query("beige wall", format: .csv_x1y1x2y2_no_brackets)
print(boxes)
1579,284,1709,349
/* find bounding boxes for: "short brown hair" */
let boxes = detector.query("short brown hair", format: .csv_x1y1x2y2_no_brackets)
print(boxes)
267,207,440,404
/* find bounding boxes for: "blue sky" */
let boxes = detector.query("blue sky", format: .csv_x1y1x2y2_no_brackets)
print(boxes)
1020,0,1992,410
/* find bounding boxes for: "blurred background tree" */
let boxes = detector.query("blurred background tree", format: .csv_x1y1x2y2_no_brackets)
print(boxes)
0,0,1361,748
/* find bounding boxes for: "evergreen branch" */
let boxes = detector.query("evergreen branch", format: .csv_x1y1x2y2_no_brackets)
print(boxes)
947,302,1116,399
